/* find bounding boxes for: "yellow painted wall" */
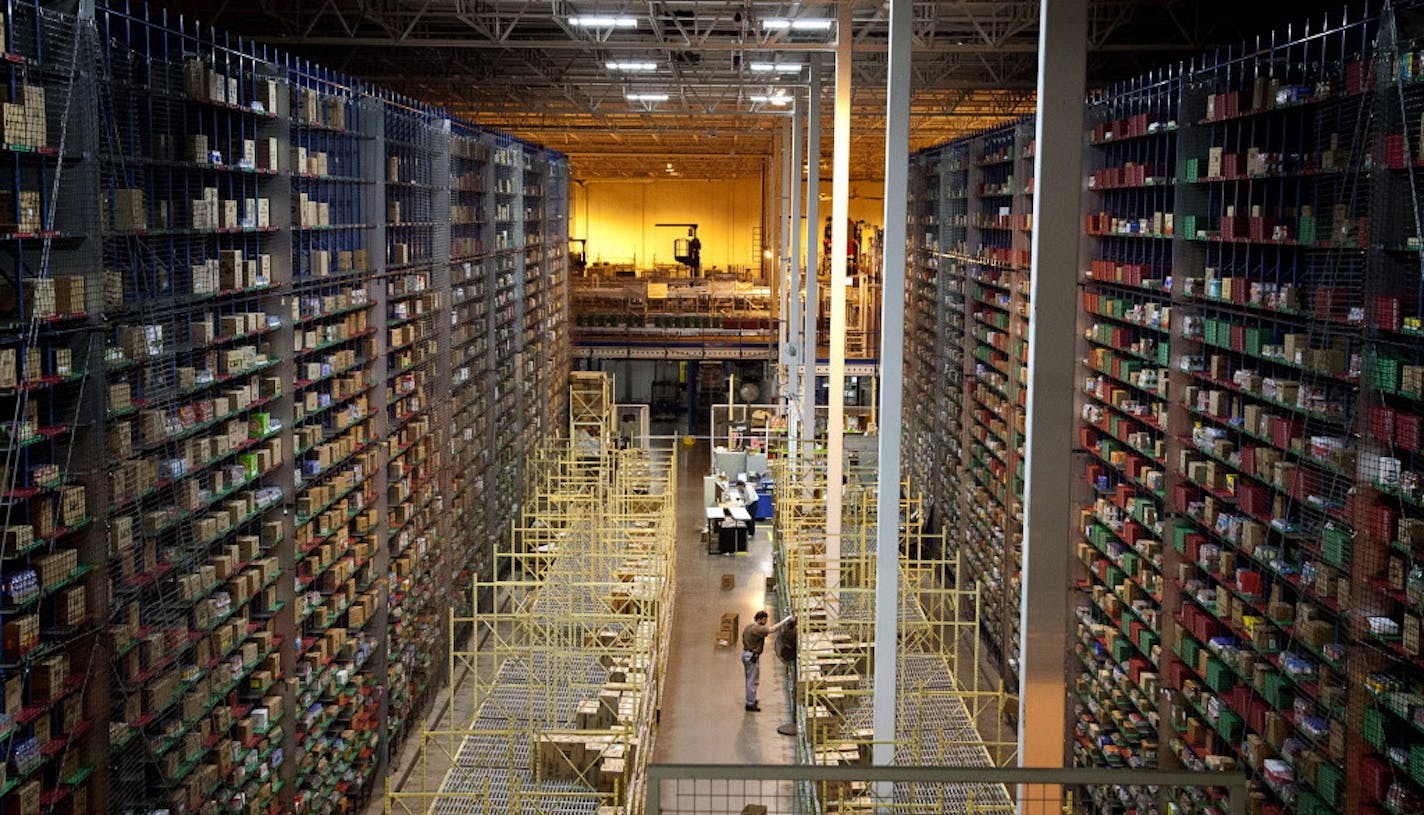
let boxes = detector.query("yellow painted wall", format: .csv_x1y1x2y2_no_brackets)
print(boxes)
567,177,886,273
571,178,765,273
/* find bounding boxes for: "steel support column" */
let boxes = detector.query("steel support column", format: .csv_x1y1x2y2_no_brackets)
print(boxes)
779,120,792,368
787,100,804,443
800,56,823,451
1019,0,1088,774
872,0,911,772
825,1,854,595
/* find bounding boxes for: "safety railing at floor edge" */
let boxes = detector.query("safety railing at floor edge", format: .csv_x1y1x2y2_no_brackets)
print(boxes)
646,764,1249,815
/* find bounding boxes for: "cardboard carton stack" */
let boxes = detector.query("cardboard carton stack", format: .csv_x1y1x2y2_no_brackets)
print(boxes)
0,190,40,233
1,83,46,148
191,186,219,229
112,188,147,231
296,147,330,176
184,59,239,107
297,193,331,227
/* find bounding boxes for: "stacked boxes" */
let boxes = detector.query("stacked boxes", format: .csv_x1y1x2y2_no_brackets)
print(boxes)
0,191,40,232
0,83,46,147
112,188,147,231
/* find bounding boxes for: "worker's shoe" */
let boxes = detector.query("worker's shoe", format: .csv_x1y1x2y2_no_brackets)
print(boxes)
745,703,761,712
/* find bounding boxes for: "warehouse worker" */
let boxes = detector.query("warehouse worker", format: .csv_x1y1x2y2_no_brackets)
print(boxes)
738,474,758,538
740,610,793,711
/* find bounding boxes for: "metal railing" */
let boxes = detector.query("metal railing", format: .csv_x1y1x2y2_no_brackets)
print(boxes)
647,764,1248,815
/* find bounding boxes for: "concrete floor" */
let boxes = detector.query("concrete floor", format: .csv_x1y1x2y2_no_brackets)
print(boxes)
653,440,796,766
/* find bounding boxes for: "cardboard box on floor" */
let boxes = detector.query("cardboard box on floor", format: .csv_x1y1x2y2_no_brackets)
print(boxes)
717,612,739,647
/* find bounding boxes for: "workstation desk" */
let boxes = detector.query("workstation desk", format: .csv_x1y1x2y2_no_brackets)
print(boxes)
704,504,751,554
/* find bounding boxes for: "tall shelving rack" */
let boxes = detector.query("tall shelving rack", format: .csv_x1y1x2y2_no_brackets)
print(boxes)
379,92,447,760
96,10,291,815
1364,14,1424,815
488,138,523,542
448,120,492,608
545,152,572,429
0,4,569,813
905,151,944,522
0,4,103,814
287,67,383,815
1074,67,1180,775
908,5,1424,815
906,120,1034,689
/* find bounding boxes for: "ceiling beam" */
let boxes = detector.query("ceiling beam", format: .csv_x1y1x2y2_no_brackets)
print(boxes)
257,35,1211,53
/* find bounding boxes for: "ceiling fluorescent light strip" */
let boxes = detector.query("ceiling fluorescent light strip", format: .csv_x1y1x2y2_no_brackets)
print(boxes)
762,18,832,30
570,15,638,27
749,62,803,74
607,60,657,71
627,92,670,102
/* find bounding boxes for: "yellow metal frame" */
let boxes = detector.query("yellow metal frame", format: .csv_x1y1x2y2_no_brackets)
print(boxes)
771,452,1019,812
388,374,676,815
569,370,614,449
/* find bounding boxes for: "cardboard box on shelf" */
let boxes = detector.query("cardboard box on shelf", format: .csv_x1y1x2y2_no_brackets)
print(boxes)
57,586,85,626
252,138,280,174
256,79,280,115
58,484,85,525
325,96,345,129
3,615,37,655
716,612,739,647
11,276,53,318
51,275,82,314
0,347,14,389
31,653,68,701
4,779,39,815
183,59,207,98
114,188,147,231
34,548,76,587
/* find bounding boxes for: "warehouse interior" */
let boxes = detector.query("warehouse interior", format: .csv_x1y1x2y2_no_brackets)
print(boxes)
3,1,1424,814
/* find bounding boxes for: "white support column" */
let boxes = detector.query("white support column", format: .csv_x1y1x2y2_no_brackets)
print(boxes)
873,0,911,771
825,0,853,595
1020,0,1087,774
769,129,783,309
800,57,823,451
787,100,804,443
779,123,792,370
